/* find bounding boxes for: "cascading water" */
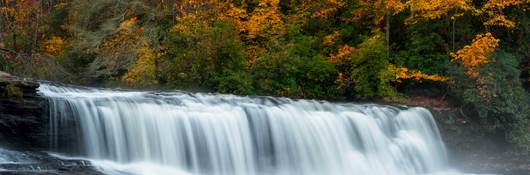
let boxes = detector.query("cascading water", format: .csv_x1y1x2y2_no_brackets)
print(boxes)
38,83,467,175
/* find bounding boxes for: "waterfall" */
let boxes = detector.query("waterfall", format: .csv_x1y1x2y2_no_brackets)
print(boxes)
38,83,465,175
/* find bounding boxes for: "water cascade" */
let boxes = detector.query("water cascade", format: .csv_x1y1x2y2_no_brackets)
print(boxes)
38,83,464,175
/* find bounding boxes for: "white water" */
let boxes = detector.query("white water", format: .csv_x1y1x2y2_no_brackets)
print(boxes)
38,83,466,175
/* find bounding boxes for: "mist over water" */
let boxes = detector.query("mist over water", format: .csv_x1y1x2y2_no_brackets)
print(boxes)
39,83,470,175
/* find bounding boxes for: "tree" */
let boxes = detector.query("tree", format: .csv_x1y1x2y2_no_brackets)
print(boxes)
0,0,47,52
481,0,528,28
122,38,158,87
353,0,406,58
405,0,472,51
350,32,395,98
450,32,500,79
222,0,285,61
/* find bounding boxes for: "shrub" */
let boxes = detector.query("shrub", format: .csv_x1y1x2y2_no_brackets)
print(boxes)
450,50,530,151
215,71,254,95
160,20,251,92
252,36,338,98
350,32,395,99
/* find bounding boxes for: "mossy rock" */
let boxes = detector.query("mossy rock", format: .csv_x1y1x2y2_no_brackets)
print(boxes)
2,83,23,98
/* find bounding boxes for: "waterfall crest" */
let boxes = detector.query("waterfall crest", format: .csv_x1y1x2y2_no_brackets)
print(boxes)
38,83,462,175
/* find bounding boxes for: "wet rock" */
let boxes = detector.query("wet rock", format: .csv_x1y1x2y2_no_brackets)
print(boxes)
0,73,48,150
432,108,530,175
0,148,103,175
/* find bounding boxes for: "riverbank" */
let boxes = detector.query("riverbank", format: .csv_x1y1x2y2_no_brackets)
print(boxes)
430,105,530,175
1,73,529,175
382,96,530,175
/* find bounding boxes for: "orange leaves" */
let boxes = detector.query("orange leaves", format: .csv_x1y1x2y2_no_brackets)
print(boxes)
219,0,285,61
1,0,39,21
353,0,406,25
328,45,355,64
119,16,138,29
480,0,527,28
312,0,347,19
43,36,65,56
405,0,472,24
323,31,341,45
391,65,448,82
484,15,516,28
482,0,526,11
0,4,15,16
242,0,284,40
406,0,526,28
220,4,247,28
385,0,407,14
450,33,499,78
356,0,406,14
220,0,285,40
395,0,524,28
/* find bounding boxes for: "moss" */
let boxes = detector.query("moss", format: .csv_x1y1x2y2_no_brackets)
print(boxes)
2,83,23,98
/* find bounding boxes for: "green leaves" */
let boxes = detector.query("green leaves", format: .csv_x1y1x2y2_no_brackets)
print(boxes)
350,32,395,99
251,36,337,98
450,50,530,151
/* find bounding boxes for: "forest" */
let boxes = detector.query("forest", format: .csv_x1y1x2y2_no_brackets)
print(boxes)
0,0,529,151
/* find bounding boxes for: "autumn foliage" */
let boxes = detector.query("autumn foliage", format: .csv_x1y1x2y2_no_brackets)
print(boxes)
392,65,448,82
450,33,500,78
0,0,529,150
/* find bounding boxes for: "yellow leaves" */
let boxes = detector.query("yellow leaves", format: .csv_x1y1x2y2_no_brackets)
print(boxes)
171,0,226,35
484,15,516,28
328,45,355,63
100,25,141,52
357,0,406,14
220,4,248,27
43,36,65,56
174,0,224,17
122,39,158,87
1,0,43,38
312,0,347,19
218,0,285,61
221,0,285,40
405,0,472,24
386,0,407,14
97,16,146,75
482,0,526,11
353,0,407,25
450,33,499,78
119,16,138,29
0,6,15,15
404,0,525,27
172,13,210,37
480,0,527,28
335,72,348,89
245,0,285,40
391,65,448,82
323,31,341,45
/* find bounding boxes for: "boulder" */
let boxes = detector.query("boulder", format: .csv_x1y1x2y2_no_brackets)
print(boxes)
0,73,48,151
0,71,11,78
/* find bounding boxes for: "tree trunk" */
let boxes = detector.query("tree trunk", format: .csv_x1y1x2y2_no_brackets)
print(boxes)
9,0,17,51
452,18,456,51
11,31,16,51
0,11,4,45
386,10,390,59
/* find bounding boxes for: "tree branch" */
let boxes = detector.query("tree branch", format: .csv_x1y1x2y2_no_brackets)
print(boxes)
0,48,16,53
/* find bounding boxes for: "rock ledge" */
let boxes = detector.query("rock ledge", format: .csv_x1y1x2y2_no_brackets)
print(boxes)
0,71,47,150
